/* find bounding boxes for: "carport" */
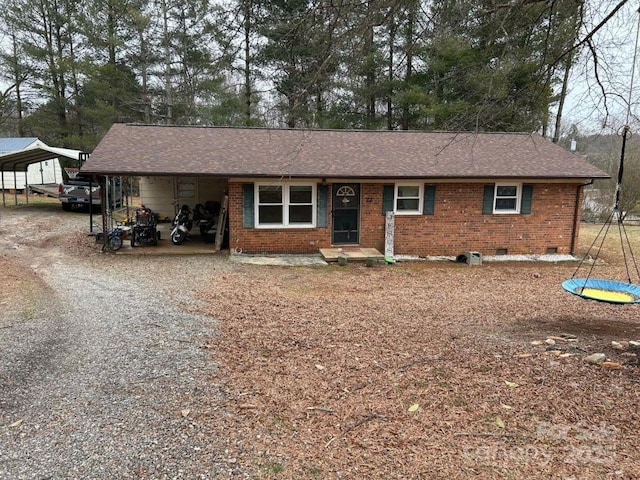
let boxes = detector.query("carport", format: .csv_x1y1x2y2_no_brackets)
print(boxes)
0,138,86,207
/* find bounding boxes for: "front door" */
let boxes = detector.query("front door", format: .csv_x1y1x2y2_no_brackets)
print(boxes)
332,183,360,244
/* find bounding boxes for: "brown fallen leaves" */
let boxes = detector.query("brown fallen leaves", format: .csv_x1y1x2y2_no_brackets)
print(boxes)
194,261,640,479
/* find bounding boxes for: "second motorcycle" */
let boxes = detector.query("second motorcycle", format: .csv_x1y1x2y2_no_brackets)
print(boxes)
170,204,193,245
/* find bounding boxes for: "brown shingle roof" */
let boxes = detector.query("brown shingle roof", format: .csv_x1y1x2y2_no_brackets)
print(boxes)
82,124,608,180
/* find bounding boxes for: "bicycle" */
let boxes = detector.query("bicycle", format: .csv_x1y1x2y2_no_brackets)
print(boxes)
102,223,126,252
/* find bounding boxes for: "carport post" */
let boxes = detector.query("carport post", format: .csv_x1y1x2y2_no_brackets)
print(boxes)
25,175,29,204
1,171,5,207
78,152,95,233
13,171,17,206
100,176,108,248
89,175,94,233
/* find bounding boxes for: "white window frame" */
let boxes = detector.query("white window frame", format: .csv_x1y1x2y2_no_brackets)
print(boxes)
493,183,521,214
395,183,423,215
255,182,316,228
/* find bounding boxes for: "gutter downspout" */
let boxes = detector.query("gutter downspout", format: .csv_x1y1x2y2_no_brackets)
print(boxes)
571,180,594,255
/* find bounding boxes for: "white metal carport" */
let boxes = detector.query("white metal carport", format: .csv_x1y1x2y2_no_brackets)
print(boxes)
0,139,86,207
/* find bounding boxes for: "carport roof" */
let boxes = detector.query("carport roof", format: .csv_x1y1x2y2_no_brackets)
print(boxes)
0,137,39,153
0,138,85,172
82,123,609,180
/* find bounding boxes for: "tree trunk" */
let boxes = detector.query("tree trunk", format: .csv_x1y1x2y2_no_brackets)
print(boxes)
10,31,25,136
387,23,394,130
161,0,173,124
244,0,252,125
553,63,572,143
402,1,415,131
365,19,375,125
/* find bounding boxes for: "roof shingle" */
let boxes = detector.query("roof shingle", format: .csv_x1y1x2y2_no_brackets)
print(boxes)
82,124,608,180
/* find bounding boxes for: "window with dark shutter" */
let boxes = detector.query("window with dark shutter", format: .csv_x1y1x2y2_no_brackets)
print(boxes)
423,185,436,215
482,184,495,214
521,184,534,214
253,182,317,227
483,183,529,215
242,183,254,228
317,184,328,227
382,185,394,214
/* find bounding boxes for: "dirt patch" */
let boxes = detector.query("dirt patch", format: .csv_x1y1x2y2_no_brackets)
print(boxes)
194,261,640,479
28,230,99,256
512,314,640,339
0,204,98,326
0,254,53,327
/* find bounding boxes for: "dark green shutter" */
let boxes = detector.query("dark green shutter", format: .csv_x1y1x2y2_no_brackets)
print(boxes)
521,184,533,214
242,183,254,228
317,184,328,227
423,184,436,215
382,185,394,214
482,184,495,214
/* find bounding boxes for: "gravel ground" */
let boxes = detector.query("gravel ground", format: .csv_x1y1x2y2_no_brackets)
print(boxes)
0,205,241,479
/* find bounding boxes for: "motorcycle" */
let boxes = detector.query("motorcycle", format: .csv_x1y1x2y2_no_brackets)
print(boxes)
194,202,219,244
170,204,193,245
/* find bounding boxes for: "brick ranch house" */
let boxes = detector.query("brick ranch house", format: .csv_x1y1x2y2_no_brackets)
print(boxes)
82,124,608,257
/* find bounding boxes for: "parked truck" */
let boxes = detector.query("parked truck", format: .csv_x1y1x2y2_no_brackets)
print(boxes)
58,169,122,211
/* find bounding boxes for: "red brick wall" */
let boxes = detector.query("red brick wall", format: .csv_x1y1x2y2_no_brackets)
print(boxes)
228,182,583,256
228,182,332,254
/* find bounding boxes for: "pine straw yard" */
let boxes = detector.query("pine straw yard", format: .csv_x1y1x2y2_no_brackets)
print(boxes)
192,224,640,480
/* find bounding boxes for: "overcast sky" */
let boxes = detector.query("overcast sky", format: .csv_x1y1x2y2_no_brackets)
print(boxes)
561,1,640,136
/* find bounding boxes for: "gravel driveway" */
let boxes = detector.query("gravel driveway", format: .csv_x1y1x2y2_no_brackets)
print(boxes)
0,205,241,479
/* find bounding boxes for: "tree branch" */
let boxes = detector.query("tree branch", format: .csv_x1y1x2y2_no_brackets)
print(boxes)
586,38,610,127
551,0,630,69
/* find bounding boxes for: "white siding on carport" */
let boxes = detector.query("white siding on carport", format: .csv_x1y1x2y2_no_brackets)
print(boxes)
0,159,63,189
139,176,174,220
27,159,63,185
139,176,228,221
